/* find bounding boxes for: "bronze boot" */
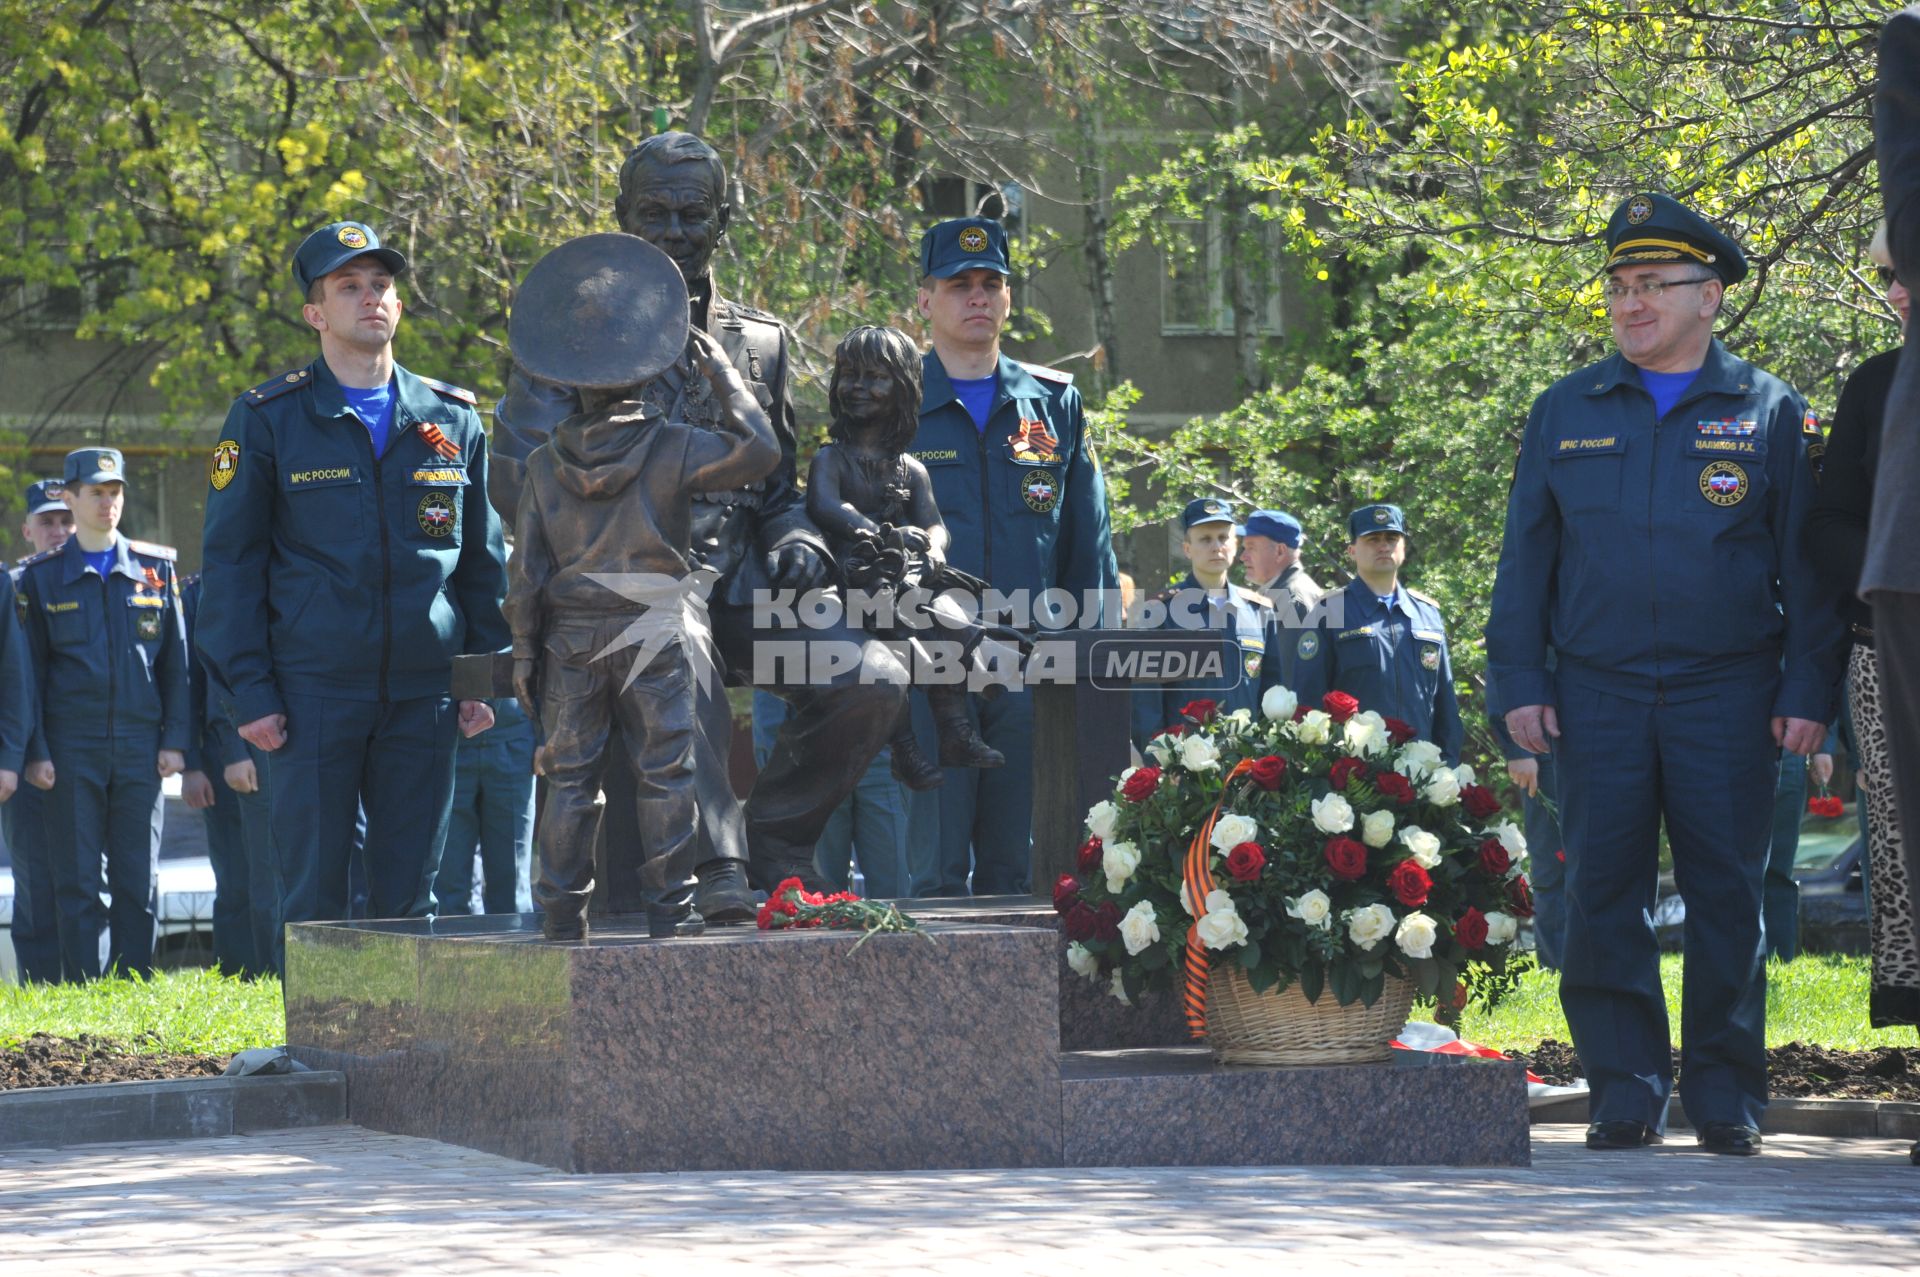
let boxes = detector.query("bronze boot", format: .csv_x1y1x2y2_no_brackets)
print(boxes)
890,730,945,791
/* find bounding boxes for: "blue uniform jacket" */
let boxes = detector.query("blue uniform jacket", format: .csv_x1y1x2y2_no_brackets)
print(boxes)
0,570,32,773
910,351,1118,610
198,358,511,723
19,537,190,757
1486,340,1846,721
1292,578,1463,763
180,575,246,775
1130,576,1281,748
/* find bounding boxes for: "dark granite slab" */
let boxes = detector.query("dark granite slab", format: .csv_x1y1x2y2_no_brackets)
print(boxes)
286,914,1063,1173
1061,1046,1532,1167
0,1072,345,1151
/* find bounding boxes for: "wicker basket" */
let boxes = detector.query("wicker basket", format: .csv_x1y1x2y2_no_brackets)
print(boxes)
1204,965,1414,1065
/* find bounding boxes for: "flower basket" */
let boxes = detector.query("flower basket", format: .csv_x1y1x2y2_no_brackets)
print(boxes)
1206,965,1414,1065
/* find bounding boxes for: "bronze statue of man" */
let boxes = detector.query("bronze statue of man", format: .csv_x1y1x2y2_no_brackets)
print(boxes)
493,132,908,911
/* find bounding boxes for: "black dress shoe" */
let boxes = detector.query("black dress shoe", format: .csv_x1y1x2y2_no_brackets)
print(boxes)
1697,1122,1762,1156
1585,1119,1663,1150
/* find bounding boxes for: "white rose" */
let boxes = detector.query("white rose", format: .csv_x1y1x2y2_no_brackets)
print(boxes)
1144,736,1174,767
1119,900,1161,956
1394,910,1438,959
1109,969,1132,1004
1451,764,1476,787
1346,903,1396,949
1102,840,1141,893
1286,889,1334,930
1361,809,1396,848
1343,710,1388,758
1086,800,1120,842
1395,740,1443,781
1398,825,1443,869
1225,707,1254,726
1066,942,1099,979
1485,911,1518,946
1311,792,1355,834
1488,820,1527,860
1210,812,1260,852
1176,733,1222,772
1195,890,1250,950
1262,684,1298,722
1422,769,1462,807
1292,709,1332,744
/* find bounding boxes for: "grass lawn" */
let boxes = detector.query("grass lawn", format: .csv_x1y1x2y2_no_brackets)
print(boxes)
1419,952,1920,1052
0,968,285,1056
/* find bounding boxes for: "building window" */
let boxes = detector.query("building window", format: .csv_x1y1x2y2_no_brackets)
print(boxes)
1159,213,1282,337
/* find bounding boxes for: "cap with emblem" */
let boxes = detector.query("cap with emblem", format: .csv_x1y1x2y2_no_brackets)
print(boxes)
292,221,409,294
1239,508,1302,548
1180,497,1238,531
63,447,126,487
1604,192,1747,285
25,478,66,514
919,217,1011,279
1347,503,1406,540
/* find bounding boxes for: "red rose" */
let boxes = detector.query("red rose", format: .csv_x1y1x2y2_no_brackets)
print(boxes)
1225,841,1267,882
1063,901,1098,942
1324,836,1368,881
1052,874,1081,915
1508,875,1535,918
1120,766,1161,802
1328,756,1371,791
1292,705,1311,723
1093,901,1122,942
1179,698,1219,724
1461,784,1503,821
1478,837,1511,878
1373,771,1415,805
1455,907,1490,950
1387,859,1432,907
1163,723,1187,738
1248,755,1288,790
1384,717,1417,745
1323,691,1361,723
1076,836,1103,873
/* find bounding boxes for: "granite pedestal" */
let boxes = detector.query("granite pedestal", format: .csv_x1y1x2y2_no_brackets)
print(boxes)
287,908,1531,1172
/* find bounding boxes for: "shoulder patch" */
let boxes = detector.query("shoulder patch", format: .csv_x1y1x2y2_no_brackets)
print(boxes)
415,375,478,406
245,367,312,405
1404,586,1439,607
1021,361,1074,386
19,548,59,568
1242,590,1275,610
126,539,178,562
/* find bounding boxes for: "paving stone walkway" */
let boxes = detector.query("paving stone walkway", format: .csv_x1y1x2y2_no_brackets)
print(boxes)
1,1125,1914,1274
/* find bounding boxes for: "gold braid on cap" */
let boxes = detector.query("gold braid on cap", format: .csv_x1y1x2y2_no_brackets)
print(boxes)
1607,236,1716,268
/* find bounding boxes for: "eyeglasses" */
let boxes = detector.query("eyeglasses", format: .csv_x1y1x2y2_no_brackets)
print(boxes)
1604,276,1718,306
1877,266,1897,287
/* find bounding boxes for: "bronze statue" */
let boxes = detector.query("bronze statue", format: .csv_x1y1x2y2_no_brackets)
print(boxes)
493,132,907,905
502,234,779,941
806,326,1010,789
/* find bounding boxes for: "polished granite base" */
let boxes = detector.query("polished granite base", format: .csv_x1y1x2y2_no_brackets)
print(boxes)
286,908,1531,1172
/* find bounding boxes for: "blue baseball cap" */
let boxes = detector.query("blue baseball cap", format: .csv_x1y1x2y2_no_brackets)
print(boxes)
1348,503,1406,539
64,447,126,487
1239,509,1302,548
292,221,409,294
919,217,1011,279
25,478,66,515
1180,497,1237,531
1604,192,1747,285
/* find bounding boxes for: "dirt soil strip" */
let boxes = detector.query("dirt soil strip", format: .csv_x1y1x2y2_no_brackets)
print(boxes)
1513,1039,1920,1103
2,1034,226,1091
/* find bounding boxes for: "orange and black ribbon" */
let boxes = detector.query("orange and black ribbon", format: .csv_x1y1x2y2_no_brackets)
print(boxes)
1181,757,1257,1039
141,566,164,590
418,423,461,461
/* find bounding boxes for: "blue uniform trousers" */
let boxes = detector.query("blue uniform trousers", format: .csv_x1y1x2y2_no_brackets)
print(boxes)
4,784,63,983
263,690,458,972
434,713,535,915
1765,751,1807,962
44,732,162,980
907,687,1034,897
202,750,273,977
1523,752,1567,971
1556,678,1775,1131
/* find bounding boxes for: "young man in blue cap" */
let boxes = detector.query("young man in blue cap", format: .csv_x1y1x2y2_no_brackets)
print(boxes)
1131,498,1281,749
197,221,510,972
1291,503,1462,762
906,216,1119,896
1237,507,1322,682
19,448,188,979
1487,192,1847,1156
4,479,69,982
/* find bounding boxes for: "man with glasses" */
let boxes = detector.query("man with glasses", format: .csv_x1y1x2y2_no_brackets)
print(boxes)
1487,192,1846,1157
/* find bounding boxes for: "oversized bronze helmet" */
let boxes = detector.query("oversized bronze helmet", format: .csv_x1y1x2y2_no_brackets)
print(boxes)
507,232,690,389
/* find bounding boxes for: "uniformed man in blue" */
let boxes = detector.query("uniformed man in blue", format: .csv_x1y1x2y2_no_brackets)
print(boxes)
1131,498,1281,748
5,479,70,983
19,448,188,980
1237,507,1324,684
1291,504,1463,762
907,216,1119,896
1487,193,1847,1157
197,221,510,974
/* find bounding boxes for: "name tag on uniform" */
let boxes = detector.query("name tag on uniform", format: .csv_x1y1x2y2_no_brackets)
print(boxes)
1552,436,1624,456
408,466,469,486
43,600,79,613
286,467,358,488
1688,421,1765,459
1412,629,1445,643
1336,625,1375,641
911,448,961,466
